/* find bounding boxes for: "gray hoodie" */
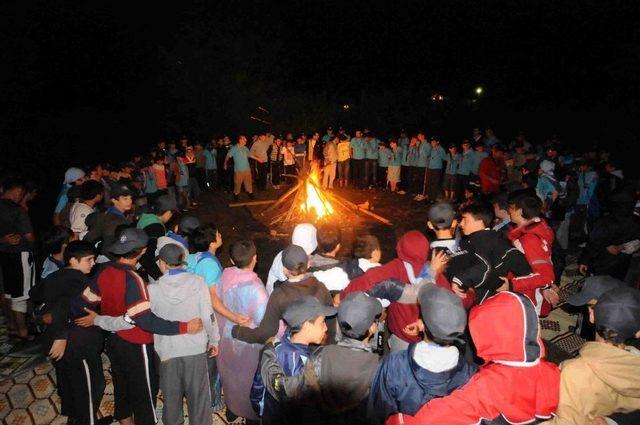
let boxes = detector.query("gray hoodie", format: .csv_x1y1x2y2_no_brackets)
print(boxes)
148,269,220,361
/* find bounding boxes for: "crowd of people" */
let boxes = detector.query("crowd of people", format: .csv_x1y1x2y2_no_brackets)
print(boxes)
1,126,640,425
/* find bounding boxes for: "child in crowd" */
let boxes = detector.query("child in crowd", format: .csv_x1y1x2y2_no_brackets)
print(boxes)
40,241,104,425
217,240,268,423
233,244,335,344
424,202,460,255
387,291,560,424
369,284,477,424
548,287,640,425
491,191,511,239
69,179,104,240
387,139,402,193
40,225,74,279
149,244,220,425
444,143,459,201
266,223,317,294
252,296,336,424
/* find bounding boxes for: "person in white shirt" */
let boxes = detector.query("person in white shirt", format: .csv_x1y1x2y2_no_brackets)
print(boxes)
69,180,104,240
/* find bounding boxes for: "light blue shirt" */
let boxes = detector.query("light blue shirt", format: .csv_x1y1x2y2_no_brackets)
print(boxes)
416,141,431,168
445,153,460,175
378,147,391,167
578,171,598,205
388,147,402,166
203,149,217,170
54,184,71,214
536,175,558,201
471,151,488,174
227,145,251,172
404,145,420,167
350,137,366,160
187,252,223,287
364,138,379,160
428,146,447,169
457,149,475,176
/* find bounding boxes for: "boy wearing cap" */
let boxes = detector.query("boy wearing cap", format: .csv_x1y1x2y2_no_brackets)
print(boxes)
547,287,640,425
84,182,133,255
369,284,477,424
425,202,460,256
257,292,379,424
444,144,460,201
148,244,220,425
252,295,336,424
233,244,335,344
79,228,204,425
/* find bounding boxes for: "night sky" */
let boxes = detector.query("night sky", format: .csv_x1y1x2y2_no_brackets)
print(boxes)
3,1,640,170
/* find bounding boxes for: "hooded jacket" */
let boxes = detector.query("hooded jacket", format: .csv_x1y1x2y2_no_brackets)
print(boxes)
545,342,640,425
342,231,432,343
387,292,560,425
508,218,555,315
147,269,219,361
369,341,477,424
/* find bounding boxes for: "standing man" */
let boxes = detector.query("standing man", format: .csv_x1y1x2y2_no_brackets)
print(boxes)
456,139,475,200
336,134,351,188
414,132,431,201
322,135,338,189
479,145,505,196
225,136,257,200
426,138,447,202
250,134,271,191
364,132,380,189
350,130,366,188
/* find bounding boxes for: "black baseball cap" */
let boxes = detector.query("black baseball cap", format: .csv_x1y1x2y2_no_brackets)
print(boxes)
567,275,625,306
418,284,467,344
428,202,456,229
338,292,383,339
283,296,336,329
178,216,201,235
158,243,186,266
110,183,134,199
107,228,149,254
154,195,178,214
595,287,640,341
282,244,308,271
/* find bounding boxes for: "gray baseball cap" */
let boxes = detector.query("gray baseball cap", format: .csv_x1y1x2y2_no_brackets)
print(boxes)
282,244,308,271
428,202,456,230
595,287,640,341
338,292,383,339
418,283,467,344
158,243,186,266
283,296,337,329
178,216,201,235
567,275,625,306
107,227,149,255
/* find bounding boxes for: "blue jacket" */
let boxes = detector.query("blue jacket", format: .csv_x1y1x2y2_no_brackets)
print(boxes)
368,342,476,424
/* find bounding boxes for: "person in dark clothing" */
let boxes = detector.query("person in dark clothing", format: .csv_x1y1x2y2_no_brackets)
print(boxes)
369,284,477,424
578,190,640,280
83,182,134,255
136,195,178,281
447,202,533,304
36,241,106,425
232,244,336,344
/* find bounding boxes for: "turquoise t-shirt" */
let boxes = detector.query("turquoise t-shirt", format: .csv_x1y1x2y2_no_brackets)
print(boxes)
187,252,223,287
536,175,558,201
204,149,217,170
428,146,447,169
445,153,460,175
389,147,402,166
457,149,476,176
471,151,488,174
350,137,366,160
378,147,390,167
404,145,420,167
54,185,70,214
227,145,251,172
364,138,380,160
416,141,431,168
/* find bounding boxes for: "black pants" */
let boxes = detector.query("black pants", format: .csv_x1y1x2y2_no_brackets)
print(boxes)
255,161,269,190
400,165,410,190
377,166,387,188
270,161,282,186
55,327,105,424
107,335,159,425
205,169,217,190
364,159,377,188
410,167,425,195
456,174,470,200
427,168,442,200
351,159,365,188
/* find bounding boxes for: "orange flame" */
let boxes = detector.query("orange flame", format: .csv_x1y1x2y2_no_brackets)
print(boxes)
299,171,334,218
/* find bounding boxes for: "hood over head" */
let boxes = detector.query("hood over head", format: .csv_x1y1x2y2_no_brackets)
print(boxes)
292,223,318,255
469,291,544,365
396,230,430,275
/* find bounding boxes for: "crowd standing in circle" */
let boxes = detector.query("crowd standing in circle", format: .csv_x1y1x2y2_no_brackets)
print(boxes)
0,126,639,424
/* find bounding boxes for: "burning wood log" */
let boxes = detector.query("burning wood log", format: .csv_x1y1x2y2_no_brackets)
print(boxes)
229,200,278,207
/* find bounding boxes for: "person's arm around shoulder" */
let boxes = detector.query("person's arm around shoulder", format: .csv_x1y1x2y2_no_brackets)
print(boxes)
198,278,220,355
232,289,282,344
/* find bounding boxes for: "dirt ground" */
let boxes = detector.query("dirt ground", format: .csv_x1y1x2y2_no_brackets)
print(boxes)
192,185,433,282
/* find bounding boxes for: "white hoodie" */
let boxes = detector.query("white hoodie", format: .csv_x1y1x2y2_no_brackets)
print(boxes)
266,223,317,294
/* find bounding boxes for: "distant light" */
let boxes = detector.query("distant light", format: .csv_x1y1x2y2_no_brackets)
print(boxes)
475,86,484,95
343,104,350,110
431,93,444,102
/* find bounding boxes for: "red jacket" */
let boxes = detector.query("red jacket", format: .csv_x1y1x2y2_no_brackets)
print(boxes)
479,156,502,194
342,231,468,343
387,292,559,425
508,218,555,316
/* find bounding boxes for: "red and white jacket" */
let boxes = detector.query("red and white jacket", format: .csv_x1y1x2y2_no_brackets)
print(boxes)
508,218,555,316
387,292,560,425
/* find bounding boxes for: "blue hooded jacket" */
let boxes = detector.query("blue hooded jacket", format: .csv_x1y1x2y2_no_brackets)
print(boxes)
368,342,476,424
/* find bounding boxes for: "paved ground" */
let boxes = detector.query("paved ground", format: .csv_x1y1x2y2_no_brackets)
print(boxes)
0,186,587,424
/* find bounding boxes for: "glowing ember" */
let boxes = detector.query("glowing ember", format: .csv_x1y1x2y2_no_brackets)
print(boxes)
299,172,334,218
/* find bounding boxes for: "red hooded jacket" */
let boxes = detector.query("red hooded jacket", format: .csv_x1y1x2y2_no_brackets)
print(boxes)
479,156,502,195
342,231,462,343
508,218,555,316
387,291,560,425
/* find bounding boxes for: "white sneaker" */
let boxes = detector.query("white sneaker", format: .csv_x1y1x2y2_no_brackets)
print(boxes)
397,190,406,195
414,194,425,201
